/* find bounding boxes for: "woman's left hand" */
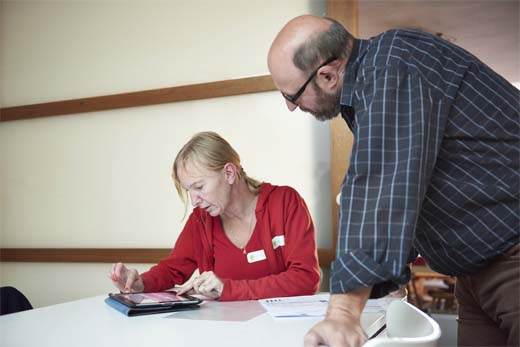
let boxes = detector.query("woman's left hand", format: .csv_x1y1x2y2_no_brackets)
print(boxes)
177,271,223,299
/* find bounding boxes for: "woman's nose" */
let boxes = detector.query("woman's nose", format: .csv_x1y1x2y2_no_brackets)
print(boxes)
189,191,200,206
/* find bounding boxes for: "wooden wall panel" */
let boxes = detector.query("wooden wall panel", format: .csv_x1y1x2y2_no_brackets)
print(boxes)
327,0,358,254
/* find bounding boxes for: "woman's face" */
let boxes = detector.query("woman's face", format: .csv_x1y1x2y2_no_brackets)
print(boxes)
176,161,232,217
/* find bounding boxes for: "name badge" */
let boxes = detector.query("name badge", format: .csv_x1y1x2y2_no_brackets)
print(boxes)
272,235,285,249
247,249,266,263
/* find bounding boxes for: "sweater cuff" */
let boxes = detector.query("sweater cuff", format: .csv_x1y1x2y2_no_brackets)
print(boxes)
218,278,233,301
140,272,158,292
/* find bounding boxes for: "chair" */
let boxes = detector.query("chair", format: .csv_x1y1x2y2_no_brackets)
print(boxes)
363,300,441,347
407,263,457,312
0,286,33,315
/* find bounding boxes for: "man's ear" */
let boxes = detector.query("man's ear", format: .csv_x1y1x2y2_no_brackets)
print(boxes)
316,64,340,92
223,163,237,184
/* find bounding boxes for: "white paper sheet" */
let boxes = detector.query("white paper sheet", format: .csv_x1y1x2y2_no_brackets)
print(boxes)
259,293,392,319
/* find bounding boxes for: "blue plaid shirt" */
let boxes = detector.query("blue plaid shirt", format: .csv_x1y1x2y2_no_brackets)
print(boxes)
332,29,520,295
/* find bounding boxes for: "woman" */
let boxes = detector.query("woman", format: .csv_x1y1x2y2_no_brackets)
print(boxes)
109,131,320,301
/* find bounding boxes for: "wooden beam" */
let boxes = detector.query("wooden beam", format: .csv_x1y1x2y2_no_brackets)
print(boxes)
327,0,358,257
0,248,170,264
317,248,335,268
328,0,359,35
0,248,334,267
0,75,276,122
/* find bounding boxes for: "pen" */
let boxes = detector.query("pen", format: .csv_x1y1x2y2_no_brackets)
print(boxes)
369,324,386,339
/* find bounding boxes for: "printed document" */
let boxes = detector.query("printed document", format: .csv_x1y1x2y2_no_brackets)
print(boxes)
259,293,397,319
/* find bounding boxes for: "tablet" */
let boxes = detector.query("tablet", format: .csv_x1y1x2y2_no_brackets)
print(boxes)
108,291,202,308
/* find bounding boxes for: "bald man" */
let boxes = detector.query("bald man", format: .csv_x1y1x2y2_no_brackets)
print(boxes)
268,15,519,347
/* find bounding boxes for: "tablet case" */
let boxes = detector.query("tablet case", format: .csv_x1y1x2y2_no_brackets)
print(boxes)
105,297,200,317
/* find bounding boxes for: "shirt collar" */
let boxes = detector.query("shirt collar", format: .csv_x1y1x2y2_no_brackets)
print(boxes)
340,39,366,108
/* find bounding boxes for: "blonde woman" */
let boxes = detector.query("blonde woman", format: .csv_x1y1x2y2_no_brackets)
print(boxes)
109,131,320,301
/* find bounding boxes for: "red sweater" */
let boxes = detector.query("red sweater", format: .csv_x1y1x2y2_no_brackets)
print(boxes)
141,183,320,301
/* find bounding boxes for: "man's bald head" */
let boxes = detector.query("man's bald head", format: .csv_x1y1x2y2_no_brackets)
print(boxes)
267,15,354,121
268,15,353,82
268,15,331,72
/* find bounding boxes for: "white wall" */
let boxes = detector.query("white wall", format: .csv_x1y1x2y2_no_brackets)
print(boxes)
0,0,332,308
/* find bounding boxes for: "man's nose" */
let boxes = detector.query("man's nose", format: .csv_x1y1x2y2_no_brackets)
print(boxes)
285,99,298,112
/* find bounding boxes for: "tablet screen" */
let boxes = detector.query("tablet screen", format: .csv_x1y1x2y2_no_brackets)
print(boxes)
109,291,201,307
122,292,188,304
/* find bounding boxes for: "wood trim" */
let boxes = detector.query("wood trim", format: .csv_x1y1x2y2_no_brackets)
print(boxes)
327,0,359,254
0,248,171,264
317,248,335,268
328,0,359,35
0,248,334,267
0,75,276,122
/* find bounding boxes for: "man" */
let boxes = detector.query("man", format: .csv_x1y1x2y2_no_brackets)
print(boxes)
268,15,519,347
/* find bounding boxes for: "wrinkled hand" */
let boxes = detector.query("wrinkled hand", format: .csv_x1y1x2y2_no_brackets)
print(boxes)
108,262,144,293
304,289,371,347
304,316,367,347
177,271,223,299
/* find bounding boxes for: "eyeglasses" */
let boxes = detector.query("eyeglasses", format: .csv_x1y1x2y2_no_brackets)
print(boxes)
281,56,337,105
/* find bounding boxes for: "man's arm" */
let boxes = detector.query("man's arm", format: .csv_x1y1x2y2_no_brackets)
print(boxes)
304,286,372,347
308,64,446,346
332,64,445,294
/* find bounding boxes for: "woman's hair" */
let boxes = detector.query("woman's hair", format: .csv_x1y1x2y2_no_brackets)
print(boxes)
172,131,262,205
293,17,354,73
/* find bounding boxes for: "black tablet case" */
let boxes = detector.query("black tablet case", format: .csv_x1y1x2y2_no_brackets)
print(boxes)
105,296,200,317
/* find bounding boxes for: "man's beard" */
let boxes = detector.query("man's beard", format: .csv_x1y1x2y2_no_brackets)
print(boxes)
301,82,341,121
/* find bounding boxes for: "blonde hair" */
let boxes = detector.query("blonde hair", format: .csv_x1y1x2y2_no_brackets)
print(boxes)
172,131,262,206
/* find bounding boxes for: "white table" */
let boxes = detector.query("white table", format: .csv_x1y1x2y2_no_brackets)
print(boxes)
0,294,386,347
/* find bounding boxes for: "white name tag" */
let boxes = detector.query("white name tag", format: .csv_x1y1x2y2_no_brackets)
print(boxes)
247,249,266,263
272,235,285,249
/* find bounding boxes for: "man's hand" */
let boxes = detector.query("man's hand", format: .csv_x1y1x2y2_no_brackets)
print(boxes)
304,316,367,347
304,287,372,347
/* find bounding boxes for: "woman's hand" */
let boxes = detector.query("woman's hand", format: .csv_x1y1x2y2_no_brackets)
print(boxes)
108,262,145,293
177,271,223,299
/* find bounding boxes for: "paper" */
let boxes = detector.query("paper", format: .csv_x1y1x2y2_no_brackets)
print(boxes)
259,293,391,319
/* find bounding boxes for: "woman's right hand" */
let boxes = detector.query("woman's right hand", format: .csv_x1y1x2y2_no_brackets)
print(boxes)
108,262,145,293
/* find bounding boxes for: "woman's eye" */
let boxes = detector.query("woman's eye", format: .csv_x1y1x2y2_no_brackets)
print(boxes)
194,185,203,190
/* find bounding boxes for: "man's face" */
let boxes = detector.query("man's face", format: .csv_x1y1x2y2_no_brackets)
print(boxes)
301,81,341,122
268,52,341,121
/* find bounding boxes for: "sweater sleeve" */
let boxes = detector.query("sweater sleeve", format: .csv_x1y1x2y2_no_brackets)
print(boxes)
219,188,320,301
140,212,200,292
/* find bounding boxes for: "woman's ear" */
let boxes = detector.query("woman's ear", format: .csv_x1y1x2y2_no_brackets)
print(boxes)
223,163,237,184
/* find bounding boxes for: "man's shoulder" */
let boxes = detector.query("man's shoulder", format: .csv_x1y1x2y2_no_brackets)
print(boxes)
369,29,435,45
358,29,458,75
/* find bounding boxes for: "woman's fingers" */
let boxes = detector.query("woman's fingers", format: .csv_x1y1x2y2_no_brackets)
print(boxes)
199,276,215,294
114,263,126,281
177,272,222,298
108,263,125,290
108,263,141,292
178,274,205,295
190,272,222,298
194,272,212,293
177,280,195,295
